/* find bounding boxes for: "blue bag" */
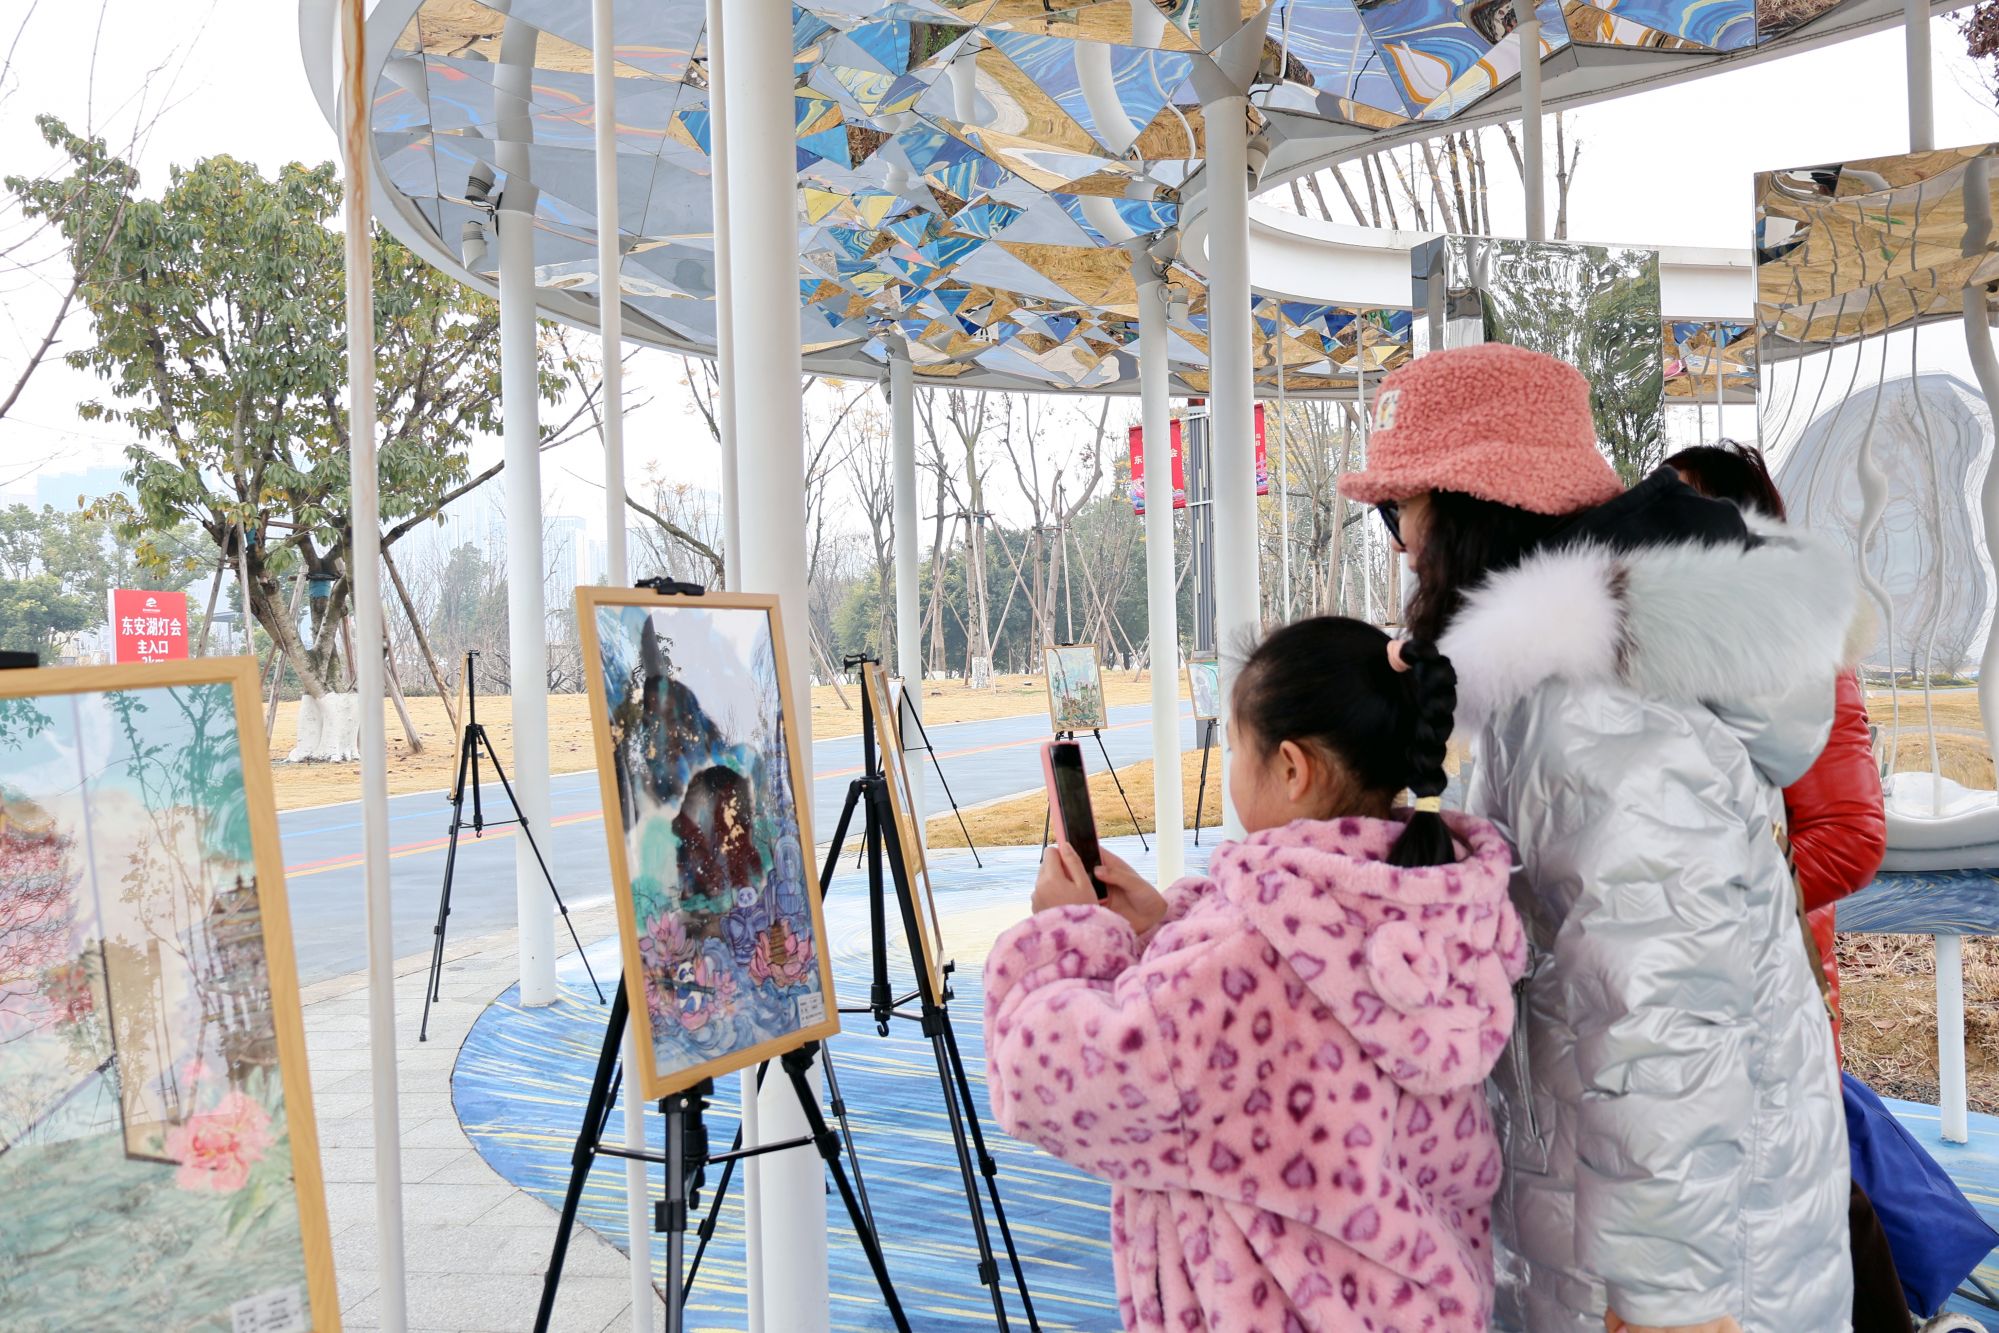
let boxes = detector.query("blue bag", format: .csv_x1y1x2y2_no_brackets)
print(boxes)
1845,1071,1999,1316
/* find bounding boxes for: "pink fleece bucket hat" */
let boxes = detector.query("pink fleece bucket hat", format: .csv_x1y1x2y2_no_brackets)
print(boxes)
1337,343,1623,515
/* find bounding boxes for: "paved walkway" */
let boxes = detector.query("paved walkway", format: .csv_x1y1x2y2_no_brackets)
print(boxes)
299,900,659,1333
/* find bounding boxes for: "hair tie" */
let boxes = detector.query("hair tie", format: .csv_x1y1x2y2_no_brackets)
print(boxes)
1386,638,1412,673
1412,796,1443,814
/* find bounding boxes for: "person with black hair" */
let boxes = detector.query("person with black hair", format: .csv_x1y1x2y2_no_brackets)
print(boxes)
1342,345,1860,1333
983,615,1527,1332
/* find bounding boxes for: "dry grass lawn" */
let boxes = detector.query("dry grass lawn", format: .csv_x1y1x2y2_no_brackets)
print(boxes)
925,741,1468,850
925,749,1226,850
262,670,1179,812
1840,933,1999,1113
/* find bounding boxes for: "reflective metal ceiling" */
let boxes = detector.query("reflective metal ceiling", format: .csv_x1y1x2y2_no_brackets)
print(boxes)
342,0,1935,392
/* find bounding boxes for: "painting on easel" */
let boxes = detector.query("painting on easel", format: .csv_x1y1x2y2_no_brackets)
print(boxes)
578,588,840,1099
0,659,338,1331
1043,644,1108,733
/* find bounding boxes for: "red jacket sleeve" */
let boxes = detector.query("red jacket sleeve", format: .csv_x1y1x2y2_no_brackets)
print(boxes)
1783,672,1886,914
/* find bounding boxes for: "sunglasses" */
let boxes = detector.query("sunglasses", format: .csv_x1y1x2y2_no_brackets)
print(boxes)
1377,500,1402,544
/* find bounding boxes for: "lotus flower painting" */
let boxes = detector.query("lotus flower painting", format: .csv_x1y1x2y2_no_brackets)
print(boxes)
580,590,839,1098
0,662,334,1331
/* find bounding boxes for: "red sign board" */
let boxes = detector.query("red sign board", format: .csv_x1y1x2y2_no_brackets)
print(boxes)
108,589,191,664
1129,406,1270,515
1128,418,1185,515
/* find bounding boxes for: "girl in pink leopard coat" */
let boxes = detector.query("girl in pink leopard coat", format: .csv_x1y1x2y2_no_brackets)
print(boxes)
985,617,1525,1333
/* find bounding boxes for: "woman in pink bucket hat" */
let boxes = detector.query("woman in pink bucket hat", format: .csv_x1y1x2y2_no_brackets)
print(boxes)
1341,343,1861,1333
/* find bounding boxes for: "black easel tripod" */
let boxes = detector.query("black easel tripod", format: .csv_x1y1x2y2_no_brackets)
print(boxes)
818,655,1041,1332
1191,717,1219,845
420,651,602,1042
530,981,909,1333
889,679,983,867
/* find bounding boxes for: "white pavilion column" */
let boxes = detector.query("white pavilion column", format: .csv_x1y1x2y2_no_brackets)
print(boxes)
1519,18,1546,242
719,3,830,1326
589,4,660,1326
1138,258,1185,883
1199,4,1259,838
889,349,928,834
338,2,408,1327
708,0,742,582
499,14,557,1007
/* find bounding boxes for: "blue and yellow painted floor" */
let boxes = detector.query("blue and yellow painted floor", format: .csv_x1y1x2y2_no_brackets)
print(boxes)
450,834,1999,1330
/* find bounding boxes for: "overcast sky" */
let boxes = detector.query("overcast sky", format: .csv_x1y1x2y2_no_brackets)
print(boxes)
3,0,1998,541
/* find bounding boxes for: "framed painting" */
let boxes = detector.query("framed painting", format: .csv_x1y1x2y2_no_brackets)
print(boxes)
1044,643,1108,733
1187,656,1222,723
860,664,948,1001
577,588,840,1099
0,658,338,1332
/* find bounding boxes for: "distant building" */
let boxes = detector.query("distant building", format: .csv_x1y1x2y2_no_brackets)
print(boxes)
34,465,128,512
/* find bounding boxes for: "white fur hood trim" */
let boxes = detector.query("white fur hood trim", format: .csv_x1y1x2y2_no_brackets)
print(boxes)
1438,523,1859,729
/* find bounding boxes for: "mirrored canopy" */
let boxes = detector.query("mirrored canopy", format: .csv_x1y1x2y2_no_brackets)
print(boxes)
1757,144,1999,361
320,0,1945,393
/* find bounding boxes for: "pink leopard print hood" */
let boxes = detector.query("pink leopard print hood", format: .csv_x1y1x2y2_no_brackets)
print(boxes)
1210,813,1527,1096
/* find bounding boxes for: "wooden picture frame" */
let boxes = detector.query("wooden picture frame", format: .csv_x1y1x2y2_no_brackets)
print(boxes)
0,657,338,1332
861,664,948,999
1187,655,1222,723
576,587,840,1100
1043,642,1108,733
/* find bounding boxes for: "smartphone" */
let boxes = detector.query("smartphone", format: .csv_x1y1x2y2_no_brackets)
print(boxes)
1041,740,1105,894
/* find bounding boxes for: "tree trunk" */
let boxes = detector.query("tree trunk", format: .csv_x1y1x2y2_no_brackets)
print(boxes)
374,620,424,753
249,556,330,701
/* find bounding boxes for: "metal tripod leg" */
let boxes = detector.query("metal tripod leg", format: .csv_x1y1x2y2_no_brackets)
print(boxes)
874,781,1015,1331
534,982,629,1333
780,1045,912,1333
476,727,605,1004
421,728,478,1043
902,704,982,867
1091,728,1147,850
941,1013,1041,1332
1193,721,1213,846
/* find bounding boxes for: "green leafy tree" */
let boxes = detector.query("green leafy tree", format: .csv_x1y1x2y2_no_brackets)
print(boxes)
11,118,567,698
0,503,200,660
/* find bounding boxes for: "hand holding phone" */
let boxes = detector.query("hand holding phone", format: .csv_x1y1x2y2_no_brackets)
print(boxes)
1042,740,1105,896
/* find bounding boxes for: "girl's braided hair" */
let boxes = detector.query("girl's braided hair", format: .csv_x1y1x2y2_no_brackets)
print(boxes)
1231,617,1460,868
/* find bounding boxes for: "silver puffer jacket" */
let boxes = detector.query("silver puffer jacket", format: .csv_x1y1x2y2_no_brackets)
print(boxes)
1442,518,1858,1333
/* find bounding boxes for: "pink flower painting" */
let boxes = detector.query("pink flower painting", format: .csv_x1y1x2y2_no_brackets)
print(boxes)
166,1089,274,1193
749,921,814,989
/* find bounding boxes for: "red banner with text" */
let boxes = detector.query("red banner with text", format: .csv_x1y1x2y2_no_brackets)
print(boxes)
108,589,191,664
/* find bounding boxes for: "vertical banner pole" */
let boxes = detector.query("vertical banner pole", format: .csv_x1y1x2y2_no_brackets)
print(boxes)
338,1,409,1326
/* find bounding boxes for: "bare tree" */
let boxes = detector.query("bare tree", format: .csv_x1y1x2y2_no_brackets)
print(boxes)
844,390,897,661
0,0,208,423
1001,395,1109,655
